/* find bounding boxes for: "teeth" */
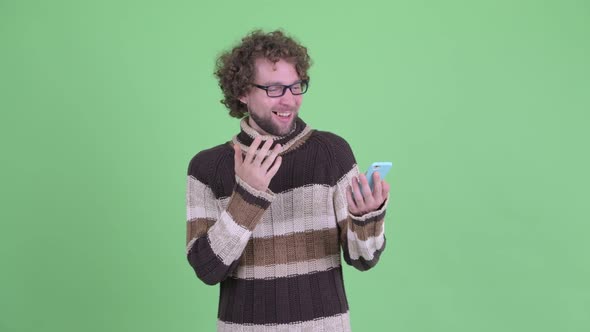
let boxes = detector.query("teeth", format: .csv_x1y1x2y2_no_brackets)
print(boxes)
277,112,290,117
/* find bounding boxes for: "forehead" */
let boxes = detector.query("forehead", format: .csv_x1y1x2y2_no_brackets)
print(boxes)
253,58,300,84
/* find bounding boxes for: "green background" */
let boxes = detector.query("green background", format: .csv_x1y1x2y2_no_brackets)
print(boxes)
1,0,589,331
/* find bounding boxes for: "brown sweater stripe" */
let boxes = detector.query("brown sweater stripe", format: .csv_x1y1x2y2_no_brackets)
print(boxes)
239,227,340,266
338,219,385,241
186,218,215,245
227,190,270,231
233,255,341,280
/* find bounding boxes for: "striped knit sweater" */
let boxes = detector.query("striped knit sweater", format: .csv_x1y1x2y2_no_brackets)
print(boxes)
185,117,388,331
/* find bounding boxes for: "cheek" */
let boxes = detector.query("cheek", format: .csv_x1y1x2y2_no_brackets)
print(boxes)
250,96,271,110
266,99,282,110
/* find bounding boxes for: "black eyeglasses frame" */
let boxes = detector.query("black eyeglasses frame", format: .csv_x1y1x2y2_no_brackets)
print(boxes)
251,80,309,98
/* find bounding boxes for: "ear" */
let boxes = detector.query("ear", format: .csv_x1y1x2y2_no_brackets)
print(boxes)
239,95,247,105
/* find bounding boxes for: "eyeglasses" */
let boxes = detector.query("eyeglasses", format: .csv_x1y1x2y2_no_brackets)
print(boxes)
251,80,309,98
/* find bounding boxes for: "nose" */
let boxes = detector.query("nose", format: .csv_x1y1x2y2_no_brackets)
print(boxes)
279,88,298,106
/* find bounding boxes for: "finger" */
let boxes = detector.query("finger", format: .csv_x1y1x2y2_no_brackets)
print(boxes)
245,137,262,164
382,181,391,196
261,143,282,170
358,173,374,203
233,144,243,169
254,139,273,166
266,156,282,178
346,185,358,212
351,176,365,207
373,172,383,202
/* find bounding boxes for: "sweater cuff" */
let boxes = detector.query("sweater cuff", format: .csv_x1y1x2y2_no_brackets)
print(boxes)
225,175,275,230
235,175,275,202
350,194,389,224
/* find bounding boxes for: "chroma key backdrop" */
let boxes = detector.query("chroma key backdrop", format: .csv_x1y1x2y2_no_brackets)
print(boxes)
1,0,589,331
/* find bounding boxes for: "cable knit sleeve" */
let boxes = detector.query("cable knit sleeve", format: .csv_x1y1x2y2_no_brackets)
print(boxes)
185,149,274,285
327,133,389,271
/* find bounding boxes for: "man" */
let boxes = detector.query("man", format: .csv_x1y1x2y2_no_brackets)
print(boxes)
186,30,391,331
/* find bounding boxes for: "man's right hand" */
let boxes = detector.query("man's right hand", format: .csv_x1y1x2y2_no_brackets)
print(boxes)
233,137,283,192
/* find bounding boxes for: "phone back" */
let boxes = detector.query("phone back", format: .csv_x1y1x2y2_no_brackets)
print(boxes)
366,162,392,190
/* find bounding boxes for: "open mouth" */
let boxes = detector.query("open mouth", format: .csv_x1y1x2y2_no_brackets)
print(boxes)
272,111,293,121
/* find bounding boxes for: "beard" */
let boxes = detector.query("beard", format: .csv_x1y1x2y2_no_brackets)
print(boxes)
249,109,297,136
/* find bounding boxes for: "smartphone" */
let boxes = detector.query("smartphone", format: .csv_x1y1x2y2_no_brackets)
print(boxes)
365,162,392,191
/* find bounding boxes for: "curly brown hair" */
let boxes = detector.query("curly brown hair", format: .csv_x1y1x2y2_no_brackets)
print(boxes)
214,29,312,118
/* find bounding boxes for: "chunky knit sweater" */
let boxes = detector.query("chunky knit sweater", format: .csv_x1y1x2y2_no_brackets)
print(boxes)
185,117,388,331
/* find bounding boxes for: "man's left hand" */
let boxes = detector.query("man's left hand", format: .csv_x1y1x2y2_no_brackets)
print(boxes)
346,171,390,216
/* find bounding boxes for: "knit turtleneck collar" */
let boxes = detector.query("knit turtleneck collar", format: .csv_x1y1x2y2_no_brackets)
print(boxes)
231,117,313,155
